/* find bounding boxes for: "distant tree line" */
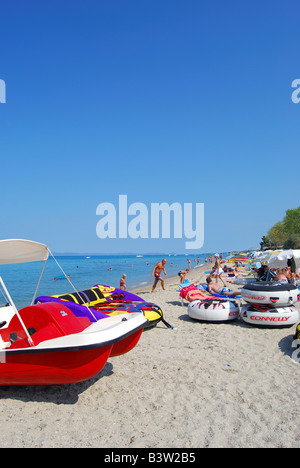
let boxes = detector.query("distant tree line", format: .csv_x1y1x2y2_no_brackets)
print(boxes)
260,207,300,251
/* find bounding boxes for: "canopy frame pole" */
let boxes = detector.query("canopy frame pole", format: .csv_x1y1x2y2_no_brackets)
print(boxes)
31,257,48,306
0,276,34,347
48,250,98,322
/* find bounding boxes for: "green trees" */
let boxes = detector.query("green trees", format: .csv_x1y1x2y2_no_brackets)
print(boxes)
261,207,300,250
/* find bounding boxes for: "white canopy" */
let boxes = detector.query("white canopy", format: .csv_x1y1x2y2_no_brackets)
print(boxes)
268,249,300,269
0,239,49,265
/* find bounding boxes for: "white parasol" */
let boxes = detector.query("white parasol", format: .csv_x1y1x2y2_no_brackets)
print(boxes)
255,250,283,263
268,249,300,269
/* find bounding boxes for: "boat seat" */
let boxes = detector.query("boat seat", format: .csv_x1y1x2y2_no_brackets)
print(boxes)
9,323,61,349
1,302,91,348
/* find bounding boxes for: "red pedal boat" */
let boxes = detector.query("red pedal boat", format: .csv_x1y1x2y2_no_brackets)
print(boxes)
0,240,147,386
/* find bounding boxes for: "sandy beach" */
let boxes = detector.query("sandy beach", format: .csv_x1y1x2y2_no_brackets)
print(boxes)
0,263,299,448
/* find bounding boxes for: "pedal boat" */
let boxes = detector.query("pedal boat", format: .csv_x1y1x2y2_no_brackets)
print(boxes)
0,240,147,386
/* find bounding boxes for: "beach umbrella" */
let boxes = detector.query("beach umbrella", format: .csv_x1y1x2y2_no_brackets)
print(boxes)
256,250,282,263
268,249,300,269
250,251,262,258
250,250,281,269
228,255,251,264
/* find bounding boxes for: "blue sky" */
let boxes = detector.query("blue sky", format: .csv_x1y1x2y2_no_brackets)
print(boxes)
0,0,299,254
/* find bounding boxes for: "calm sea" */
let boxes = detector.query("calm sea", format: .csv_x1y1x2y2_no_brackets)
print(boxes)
0,253,226,310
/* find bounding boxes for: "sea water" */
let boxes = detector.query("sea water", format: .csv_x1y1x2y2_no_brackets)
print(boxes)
0,253,221,310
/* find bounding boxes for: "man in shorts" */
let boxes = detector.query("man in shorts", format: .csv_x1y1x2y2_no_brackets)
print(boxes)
206,277,240,297
151,259,167,292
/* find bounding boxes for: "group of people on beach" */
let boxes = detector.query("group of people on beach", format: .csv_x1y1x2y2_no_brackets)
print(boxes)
150,258,195,292
119,250,245,296
121,252,300,298
150,253,241,297
274,267,300,283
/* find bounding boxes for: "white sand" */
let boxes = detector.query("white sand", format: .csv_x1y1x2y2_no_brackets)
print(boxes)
0,265,300,448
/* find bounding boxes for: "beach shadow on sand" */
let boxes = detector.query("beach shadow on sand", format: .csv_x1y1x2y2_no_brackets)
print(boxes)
178,314,246,327
177,311,252,329
278,333,298,360
166,300,183,307
0,362,114,405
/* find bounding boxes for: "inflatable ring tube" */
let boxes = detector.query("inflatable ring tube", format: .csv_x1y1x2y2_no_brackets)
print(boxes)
241,304,299,327
241,282,299,307
188,299,239,322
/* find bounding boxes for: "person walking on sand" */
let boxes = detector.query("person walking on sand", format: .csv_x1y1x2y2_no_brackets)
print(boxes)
213,253,226,287
120,273,126,290
151,259,167,292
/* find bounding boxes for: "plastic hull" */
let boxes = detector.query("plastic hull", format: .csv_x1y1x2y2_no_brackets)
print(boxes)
0,327,144,386
0,303,146,386
0,344,113,386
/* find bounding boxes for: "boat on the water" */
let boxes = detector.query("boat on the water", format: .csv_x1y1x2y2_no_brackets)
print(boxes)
0,239,147,386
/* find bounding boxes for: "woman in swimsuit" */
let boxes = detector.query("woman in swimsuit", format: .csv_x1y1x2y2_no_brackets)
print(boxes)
213,253,226,287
